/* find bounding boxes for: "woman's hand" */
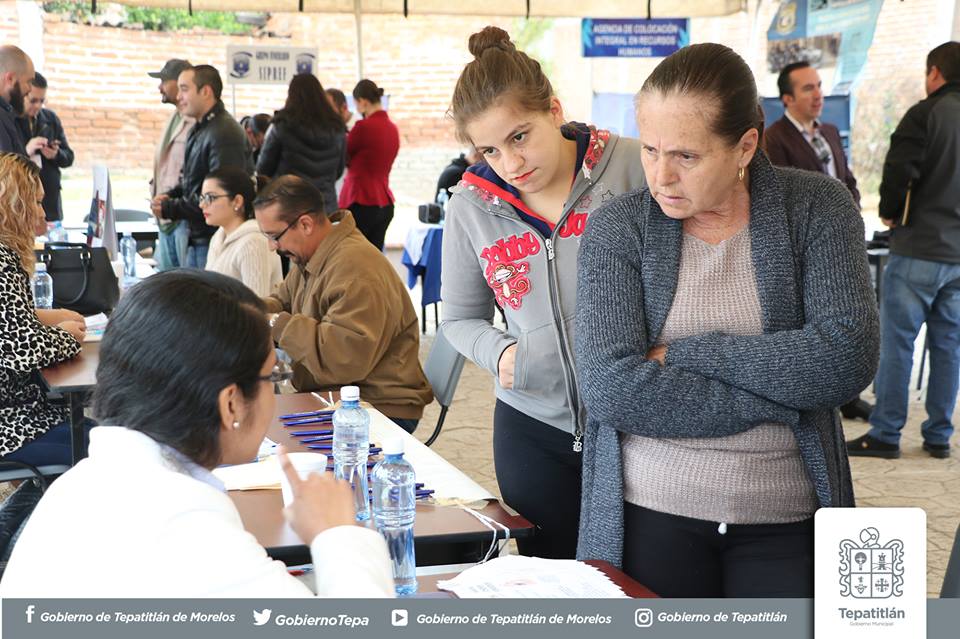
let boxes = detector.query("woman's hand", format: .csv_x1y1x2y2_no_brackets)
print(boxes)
57,320,86,342
278,447,358,544
37,308,84,327
645,344,667,366
498,344,517,389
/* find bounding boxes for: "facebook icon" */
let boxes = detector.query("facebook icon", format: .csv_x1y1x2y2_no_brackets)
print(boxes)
25,604,35,623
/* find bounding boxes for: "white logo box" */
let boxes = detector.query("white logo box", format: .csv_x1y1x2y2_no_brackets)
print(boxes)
815,507,926,638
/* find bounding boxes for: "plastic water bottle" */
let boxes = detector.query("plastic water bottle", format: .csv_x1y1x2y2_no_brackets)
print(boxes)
48,222,68,244
333,386,370,522
371,437,417,596
32,262,53,309
120,232,137,279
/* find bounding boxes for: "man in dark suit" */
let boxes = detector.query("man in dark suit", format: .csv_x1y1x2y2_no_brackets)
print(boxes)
765,60,871,422
17,73,74,222
765,61,860,206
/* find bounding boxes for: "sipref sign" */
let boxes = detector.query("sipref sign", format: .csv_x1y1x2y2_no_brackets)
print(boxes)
581,18,690,58
226,46,318,85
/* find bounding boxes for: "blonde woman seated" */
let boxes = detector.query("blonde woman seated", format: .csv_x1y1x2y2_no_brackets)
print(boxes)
0,270,393,597
202,166,281,296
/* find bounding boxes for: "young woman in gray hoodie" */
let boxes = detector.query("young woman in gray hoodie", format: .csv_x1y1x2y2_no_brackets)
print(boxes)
440,26,646,559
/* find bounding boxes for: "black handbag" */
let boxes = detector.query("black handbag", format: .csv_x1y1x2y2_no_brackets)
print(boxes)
35,242,119,315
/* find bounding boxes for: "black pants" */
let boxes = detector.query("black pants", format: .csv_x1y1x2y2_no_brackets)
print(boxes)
493,400,582,559
622,502,814,597
349,203,394,251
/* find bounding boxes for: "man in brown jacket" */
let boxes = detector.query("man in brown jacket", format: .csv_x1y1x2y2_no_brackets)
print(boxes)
254,175,432,431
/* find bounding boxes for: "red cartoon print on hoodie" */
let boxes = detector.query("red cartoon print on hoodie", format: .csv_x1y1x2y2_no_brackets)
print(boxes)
480,232,540,310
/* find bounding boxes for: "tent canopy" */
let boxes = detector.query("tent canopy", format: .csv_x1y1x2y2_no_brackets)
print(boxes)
108,0,745,18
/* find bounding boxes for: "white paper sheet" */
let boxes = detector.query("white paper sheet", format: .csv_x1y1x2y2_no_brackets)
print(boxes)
435,556,628,598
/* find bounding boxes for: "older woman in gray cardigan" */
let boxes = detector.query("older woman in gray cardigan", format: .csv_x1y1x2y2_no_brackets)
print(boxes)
575,44,879,598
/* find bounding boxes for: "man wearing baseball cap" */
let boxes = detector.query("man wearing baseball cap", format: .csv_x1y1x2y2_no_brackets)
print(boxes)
149,58,194,271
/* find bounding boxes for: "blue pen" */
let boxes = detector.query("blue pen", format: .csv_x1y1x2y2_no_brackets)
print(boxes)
279,409,335,420
281,417,333,426
299,435,334,443
289,429,334,437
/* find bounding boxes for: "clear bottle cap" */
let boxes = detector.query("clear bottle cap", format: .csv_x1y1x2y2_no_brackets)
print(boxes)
340,385,360,401
382,437,404,456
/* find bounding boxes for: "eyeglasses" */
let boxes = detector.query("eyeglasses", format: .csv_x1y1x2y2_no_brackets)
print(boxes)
261,212,313,244
257,359,294,384
198,193,230,206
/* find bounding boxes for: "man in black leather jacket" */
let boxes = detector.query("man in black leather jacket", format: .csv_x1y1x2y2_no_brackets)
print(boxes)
848,41,960,460
17,73,74,222
151,64,252,268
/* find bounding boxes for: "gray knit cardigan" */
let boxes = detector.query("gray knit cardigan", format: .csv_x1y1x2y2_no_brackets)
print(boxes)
574,152,879,567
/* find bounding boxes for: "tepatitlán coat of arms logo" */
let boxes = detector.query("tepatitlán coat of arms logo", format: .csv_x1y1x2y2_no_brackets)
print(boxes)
839,527,904,599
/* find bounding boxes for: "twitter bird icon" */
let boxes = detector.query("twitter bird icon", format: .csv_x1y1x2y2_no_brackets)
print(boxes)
252,609,272,626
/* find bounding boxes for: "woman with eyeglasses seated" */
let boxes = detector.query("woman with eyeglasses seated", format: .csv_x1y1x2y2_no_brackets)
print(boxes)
0,270,394,597
0,152,91,468
201,166,282,297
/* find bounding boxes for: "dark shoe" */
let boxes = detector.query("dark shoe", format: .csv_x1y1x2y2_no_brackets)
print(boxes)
840,398,873,422
922,441,951,459
846,434,901,459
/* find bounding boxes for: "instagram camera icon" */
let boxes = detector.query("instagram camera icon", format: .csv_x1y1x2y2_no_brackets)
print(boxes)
634,608,653,628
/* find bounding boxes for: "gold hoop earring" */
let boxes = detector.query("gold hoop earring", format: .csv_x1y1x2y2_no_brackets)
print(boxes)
738,166,745,182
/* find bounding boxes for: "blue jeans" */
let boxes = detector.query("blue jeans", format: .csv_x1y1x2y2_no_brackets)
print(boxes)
154,222,190,272
869,254,960,446
185,243,209,269
3,419,96,467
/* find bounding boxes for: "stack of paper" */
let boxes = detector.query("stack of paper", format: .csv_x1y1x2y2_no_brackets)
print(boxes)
436,556,628,598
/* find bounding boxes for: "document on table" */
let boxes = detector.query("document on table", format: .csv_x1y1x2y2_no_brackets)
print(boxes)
213,439,282,490
435,556,628,598
83,313,108,342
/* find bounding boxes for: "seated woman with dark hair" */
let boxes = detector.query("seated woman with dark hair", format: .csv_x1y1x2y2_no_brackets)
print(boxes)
202,166,282,297
0,270,393,597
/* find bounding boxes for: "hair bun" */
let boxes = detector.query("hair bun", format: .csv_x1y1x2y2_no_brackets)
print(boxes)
378,87,385,97
468,26,514,58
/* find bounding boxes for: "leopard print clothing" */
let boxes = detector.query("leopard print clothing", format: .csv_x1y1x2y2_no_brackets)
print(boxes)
0,242,81,456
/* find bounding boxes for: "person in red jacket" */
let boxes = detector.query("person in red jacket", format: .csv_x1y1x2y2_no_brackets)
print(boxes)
338,79,399,251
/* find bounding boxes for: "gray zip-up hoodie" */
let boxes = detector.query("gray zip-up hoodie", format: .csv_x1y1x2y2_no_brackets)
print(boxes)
440,127,646,447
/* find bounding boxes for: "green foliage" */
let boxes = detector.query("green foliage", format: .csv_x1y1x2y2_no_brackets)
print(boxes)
42,1,253,35
512,18,555,78
125,7,252,34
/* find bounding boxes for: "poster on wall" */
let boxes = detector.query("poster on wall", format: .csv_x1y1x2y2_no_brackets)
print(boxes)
582,18,690,58
226,45,319,85
767,0,884,92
